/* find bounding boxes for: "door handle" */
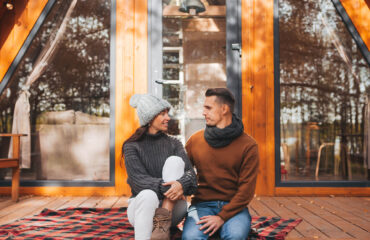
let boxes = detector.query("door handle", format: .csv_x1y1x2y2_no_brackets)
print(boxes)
155,80,166,84
155,79,179,84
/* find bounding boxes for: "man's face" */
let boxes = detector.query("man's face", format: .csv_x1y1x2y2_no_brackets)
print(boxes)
203,96,223,126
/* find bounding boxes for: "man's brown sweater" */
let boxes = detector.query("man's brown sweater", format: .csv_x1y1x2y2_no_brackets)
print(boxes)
185,130,259,221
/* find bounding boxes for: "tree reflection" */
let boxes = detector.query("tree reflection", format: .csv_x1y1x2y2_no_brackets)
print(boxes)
0,0,111,180
279,0,370,181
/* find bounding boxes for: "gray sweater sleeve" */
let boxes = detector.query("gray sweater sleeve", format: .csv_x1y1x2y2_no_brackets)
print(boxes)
172,138,198,196
123,143,165,199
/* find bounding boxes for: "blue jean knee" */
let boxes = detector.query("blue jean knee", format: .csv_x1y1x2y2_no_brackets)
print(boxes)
220,208,251,240
182,202,251,240
182,203,215,240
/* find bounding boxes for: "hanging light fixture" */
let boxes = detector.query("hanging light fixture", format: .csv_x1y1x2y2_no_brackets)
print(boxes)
4,0,14,10
179,0,206,15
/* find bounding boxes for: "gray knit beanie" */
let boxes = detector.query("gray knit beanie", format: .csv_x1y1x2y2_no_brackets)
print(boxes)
129,94,172,126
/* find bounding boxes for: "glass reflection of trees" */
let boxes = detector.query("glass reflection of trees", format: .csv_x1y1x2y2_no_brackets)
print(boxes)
279,0,370,181
0,0,110,180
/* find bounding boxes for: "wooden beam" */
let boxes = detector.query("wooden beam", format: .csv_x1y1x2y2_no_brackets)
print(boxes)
0,0,49,82
0,134,27,137
0,160,18,168
115,0,147,196
0,187,117,196
163,5,225,17
242,0,275,196
275,187,370,196
340,0,370,49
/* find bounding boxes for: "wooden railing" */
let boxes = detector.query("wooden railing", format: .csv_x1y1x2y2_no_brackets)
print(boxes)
0,133,27,202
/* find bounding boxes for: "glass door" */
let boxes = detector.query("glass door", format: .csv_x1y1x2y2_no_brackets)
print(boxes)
149,0,241,143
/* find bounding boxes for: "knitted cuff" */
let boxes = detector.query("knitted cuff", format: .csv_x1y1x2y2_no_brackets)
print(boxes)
159,180,170,195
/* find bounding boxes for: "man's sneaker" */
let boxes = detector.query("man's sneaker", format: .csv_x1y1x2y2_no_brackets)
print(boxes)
151,207,172,240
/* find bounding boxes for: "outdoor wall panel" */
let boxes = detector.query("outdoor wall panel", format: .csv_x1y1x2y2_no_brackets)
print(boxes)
242,0,275,196
340,0,370,49
0,0,48,82
115,0,147,196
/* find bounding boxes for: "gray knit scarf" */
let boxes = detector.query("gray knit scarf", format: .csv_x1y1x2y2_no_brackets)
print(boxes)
204,114,244,148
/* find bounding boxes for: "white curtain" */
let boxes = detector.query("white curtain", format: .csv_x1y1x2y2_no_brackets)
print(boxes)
8,0,77,168
365,96,370,172
321,15,360,84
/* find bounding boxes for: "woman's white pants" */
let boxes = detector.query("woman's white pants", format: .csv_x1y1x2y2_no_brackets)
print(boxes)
127,156,187,240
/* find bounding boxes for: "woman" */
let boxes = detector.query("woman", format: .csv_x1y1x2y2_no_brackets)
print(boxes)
122,94,197,240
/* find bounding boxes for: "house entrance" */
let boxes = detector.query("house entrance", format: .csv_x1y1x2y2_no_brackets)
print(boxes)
149,0,241,143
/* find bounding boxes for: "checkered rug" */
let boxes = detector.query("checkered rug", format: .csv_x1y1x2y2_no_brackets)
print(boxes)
0,207,302,239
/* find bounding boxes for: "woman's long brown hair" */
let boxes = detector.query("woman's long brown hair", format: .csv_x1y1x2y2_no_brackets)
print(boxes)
120,108,170,167
120,125,148,167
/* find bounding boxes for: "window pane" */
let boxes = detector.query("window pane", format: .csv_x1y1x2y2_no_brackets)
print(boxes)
162,1,227,143
0,0,111,181
279,0,370,181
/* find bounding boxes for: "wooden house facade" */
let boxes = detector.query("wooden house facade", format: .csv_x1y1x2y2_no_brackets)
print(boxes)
0,0,369,197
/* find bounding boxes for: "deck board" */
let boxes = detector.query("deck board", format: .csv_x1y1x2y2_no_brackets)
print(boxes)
273,197,329,239
78,196,104,208
311,197,370,233
286,197,352,239
0,196,57,225
96,196,120,208
294,197,369,239
0,196,368,239
112,196,129,208
56,196,90,209
328,197,370,220
319,197,369,222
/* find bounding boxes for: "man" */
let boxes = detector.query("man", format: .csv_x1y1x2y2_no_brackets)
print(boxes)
182,88,259,240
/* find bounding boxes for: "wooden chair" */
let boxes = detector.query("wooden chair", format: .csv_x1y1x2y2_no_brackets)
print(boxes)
281,143,290,180
315,141,352,180
0,133,27,202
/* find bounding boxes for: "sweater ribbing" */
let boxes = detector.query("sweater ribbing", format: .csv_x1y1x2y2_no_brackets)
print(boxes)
123,132,197,199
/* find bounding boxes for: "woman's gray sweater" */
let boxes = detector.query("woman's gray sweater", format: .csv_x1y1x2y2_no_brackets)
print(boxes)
123,132,197,199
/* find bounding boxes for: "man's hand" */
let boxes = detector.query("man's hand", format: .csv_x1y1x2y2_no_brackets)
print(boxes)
163,181,184,201
198,215,224,236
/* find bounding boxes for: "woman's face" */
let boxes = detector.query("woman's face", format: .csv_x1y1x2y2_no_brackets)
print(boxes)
149,109,170,133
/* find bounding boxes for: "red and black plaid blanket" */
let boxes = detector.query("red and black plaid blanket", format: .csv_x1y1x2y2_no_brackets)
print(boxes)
0,207,302,239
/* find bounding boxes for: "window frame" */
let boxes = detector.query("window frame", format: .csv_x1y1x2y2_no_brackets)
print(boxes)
148,0,243,118
274,0,370,187
0,0,116,187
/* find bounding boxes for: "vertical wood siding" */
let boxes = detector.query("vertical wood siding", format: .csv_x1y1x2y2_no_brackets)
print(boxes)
242,0,275,196
0,0,48,82
0,0,368,196
340,0,370,49
115,0,147,196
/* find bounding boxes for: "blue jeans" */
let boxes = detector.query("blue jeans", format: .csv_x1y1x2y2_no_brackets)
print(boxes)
182,201,251,240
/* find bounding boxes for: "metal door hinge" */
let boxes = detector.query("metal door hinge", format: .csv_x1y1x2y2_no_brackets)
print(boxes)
231,43,242,57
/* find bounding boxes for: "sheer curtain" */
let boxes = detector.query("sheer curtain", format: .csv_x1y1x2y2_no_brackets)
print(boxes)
8,0,77,168
365,96,370,176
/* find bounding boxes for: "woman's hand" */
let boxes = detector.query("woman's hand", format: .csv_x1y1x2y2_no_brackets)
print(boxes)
163,181,184,201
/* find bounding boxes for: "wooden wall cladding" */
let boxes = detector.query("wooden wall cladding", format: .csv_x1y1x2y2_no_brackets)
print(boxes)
0,0,148,196
115,0,147,196
0,0,48,83
340,0,370,49
242,0,275,196
1,0,368,197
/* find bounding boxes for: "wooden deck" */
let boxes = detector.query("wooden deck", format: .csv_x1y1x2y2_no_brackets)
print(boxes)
0,195,368,239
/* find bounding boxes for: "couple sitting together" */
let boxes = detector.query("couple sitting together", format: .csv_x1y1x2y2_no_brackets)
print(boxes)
122,88,259,240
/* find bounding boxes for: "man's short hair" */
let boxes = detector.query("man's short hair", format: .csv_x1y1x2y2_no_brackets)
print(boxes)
205,88,235,112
